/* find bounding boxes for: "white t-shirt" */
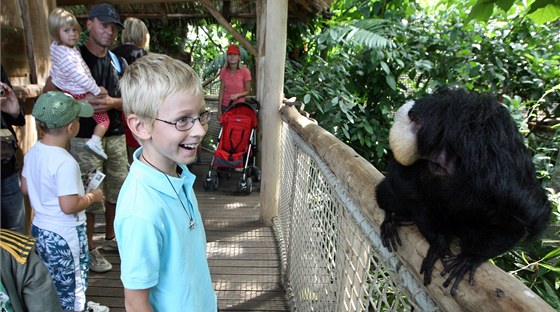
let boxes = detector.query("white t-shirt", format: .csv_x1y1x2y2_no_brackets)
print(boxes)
22,141,86,231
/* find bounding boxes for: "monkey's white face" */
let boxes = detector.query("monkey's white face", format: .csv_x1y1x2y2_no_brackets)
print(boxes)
389,101,418,166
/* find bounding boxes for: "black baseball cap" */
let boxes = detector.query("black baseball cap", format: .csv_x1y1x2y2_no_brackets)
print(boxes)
88,3,123,28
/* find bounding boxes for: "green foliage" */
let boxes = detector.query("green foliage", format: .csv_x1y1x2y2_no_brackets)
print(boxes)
466,0,560,24
283,0,559,306
146,19,255,80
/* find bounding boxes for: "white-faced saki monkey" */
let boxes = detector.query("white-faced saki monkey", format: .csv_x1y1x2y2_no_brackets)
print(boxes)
375,88,551,295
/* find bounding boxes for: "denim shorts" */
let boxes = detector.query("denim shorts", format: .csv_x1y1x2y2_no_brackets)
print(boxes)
1,173,25,233
32,224,88,311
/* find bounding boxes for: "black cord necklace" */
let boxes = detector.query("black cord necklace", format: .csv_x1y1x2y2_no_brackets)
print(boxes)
141,153,196,230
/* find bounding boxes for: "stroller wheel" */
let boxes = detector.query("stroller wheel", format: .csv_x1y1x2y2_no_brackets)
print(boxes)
237,177,245,193
203,173,212,191
246,177,253,194
211,174,219,191
237,177,253,195
251,167,261,182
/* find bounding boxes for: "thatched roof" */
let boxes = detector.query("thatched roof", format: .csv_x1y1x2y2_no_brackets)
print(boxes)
57,0,333,24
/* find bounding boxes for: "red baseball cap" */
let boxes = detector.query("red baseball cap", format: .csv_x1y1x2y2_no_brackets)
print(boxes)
227,45,240,55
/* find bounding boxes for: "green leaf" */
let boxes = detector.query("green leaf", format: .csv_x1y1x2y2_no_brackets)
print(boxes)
527,0,559,14
541,247,560,261
303,94,311,104
540,279,560,308
357,131,364,145
465,1,494,23
528,2,560,24
385,75,397,90
496,0,515,12
380,61,391,75
538,263,560,273
364,123,374,135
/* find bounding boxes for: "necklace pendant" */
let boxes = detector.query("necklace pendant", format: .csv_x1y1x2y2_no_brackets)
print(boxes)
189,220,196,230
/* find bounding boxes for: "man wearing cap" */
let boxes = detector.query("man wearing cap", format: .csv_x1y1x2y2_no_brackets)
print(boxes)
44,3,128,274
21,91,107,312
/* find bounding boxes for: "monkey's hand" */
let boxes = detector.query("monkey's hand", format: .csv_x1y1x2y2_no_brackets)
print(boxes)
420,243,448,286
380,212,401,252
441,254,483,296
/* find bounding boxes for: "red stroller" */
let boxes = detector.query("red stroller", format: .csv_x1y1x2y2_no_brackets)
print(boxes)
204,99,260,194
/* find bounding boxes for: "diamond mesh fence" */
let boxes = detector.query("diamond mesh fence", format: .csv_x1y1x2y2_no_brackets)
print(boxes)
275,121,439,312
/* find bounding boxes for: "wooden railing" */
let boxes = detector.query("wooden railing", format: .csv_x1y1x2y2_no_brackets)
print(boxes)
274,104,554,311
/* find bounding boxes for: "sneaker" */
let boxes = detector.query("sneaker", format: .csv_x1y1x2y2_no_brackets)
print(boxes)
86,301,110,312
89,248,112,273
102,237,118,251
84,138,108,160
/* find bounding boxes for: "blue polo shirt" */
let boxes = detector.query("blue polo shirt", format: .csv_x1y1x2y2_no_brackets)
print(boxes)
115,148,217,311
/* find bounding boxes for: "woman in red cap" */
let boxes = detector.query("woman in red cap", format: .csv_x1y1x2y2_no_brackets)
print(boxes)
218,44,252,119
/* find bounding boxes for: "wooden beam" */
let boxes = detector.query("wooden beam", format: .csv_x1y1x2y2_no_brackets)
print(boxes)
72,13,255,20
198,0,258,57
56,0,198,5
17,0,37,84
255,0,266,97
259,0,288,225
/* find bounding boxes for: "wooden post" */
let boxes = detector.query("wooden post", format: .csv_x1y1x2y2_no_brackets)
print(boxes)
255,0,266,99
255,0,266,169
16,0,37,84
259,0,287,225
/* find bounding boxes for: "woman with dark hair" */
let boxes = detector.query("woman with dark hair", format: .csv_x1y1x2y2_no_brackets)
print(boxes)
217,44,252,119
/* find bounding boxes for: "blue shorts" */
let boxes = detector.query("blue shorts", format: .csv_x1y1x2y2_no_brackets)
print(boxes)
32,224,88,311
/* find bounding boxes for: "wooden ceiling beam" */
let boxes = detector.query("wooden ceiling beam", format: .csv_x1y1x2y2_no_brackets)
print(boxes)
198,0,258,57
56,0,198,5
72,13,256,20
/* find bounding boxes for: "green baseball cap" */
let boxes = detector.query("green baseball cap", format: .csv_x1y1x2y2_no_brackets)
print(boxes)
32,91,93,128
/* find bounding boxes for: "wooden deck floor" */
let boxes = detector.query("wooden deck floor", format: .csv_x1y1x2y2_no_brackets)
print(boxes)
85,155,289,311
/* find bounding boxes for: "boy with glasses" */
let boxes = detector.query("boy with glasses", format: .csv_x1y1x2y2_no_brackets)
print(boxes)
115,53,217,311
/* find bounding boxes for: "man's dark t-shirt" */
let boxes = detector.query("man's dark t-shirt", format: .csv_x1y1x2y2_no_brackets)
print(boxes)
78,45,127,138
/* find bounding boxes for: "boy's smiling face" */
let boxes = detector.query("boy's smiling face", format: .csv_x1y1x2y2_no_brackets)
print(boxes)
142,91,207,174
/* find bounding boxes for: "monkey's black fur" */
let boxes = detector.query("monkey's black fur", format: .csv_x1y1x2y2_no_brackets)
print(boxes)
376,89,551,295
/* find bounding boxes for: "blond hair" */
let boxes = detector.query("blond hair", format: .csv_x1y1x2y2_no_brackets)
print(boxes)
121,17,150,50
120,53,204,120
48,8,81,43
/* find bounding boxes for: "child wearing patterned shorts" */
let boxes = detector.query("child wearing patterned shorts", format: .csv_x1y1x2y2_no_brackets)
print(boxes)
21,92,106,312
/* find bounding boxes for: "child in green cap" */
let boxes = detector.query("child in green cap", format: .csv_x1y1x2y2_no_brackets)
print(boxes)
21,91,108,312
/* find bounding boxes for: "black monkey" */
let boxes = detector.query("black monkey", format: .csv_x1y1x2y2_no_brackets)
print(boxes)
375,88,551,295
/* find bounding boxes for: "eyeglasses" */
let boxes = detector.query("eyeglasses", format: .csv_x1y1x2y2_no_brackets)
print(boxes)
155,111,210,131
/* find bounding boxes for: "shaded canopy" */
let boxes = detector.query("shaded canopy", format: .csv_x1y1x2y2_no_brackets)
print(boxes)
57,0,333,24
